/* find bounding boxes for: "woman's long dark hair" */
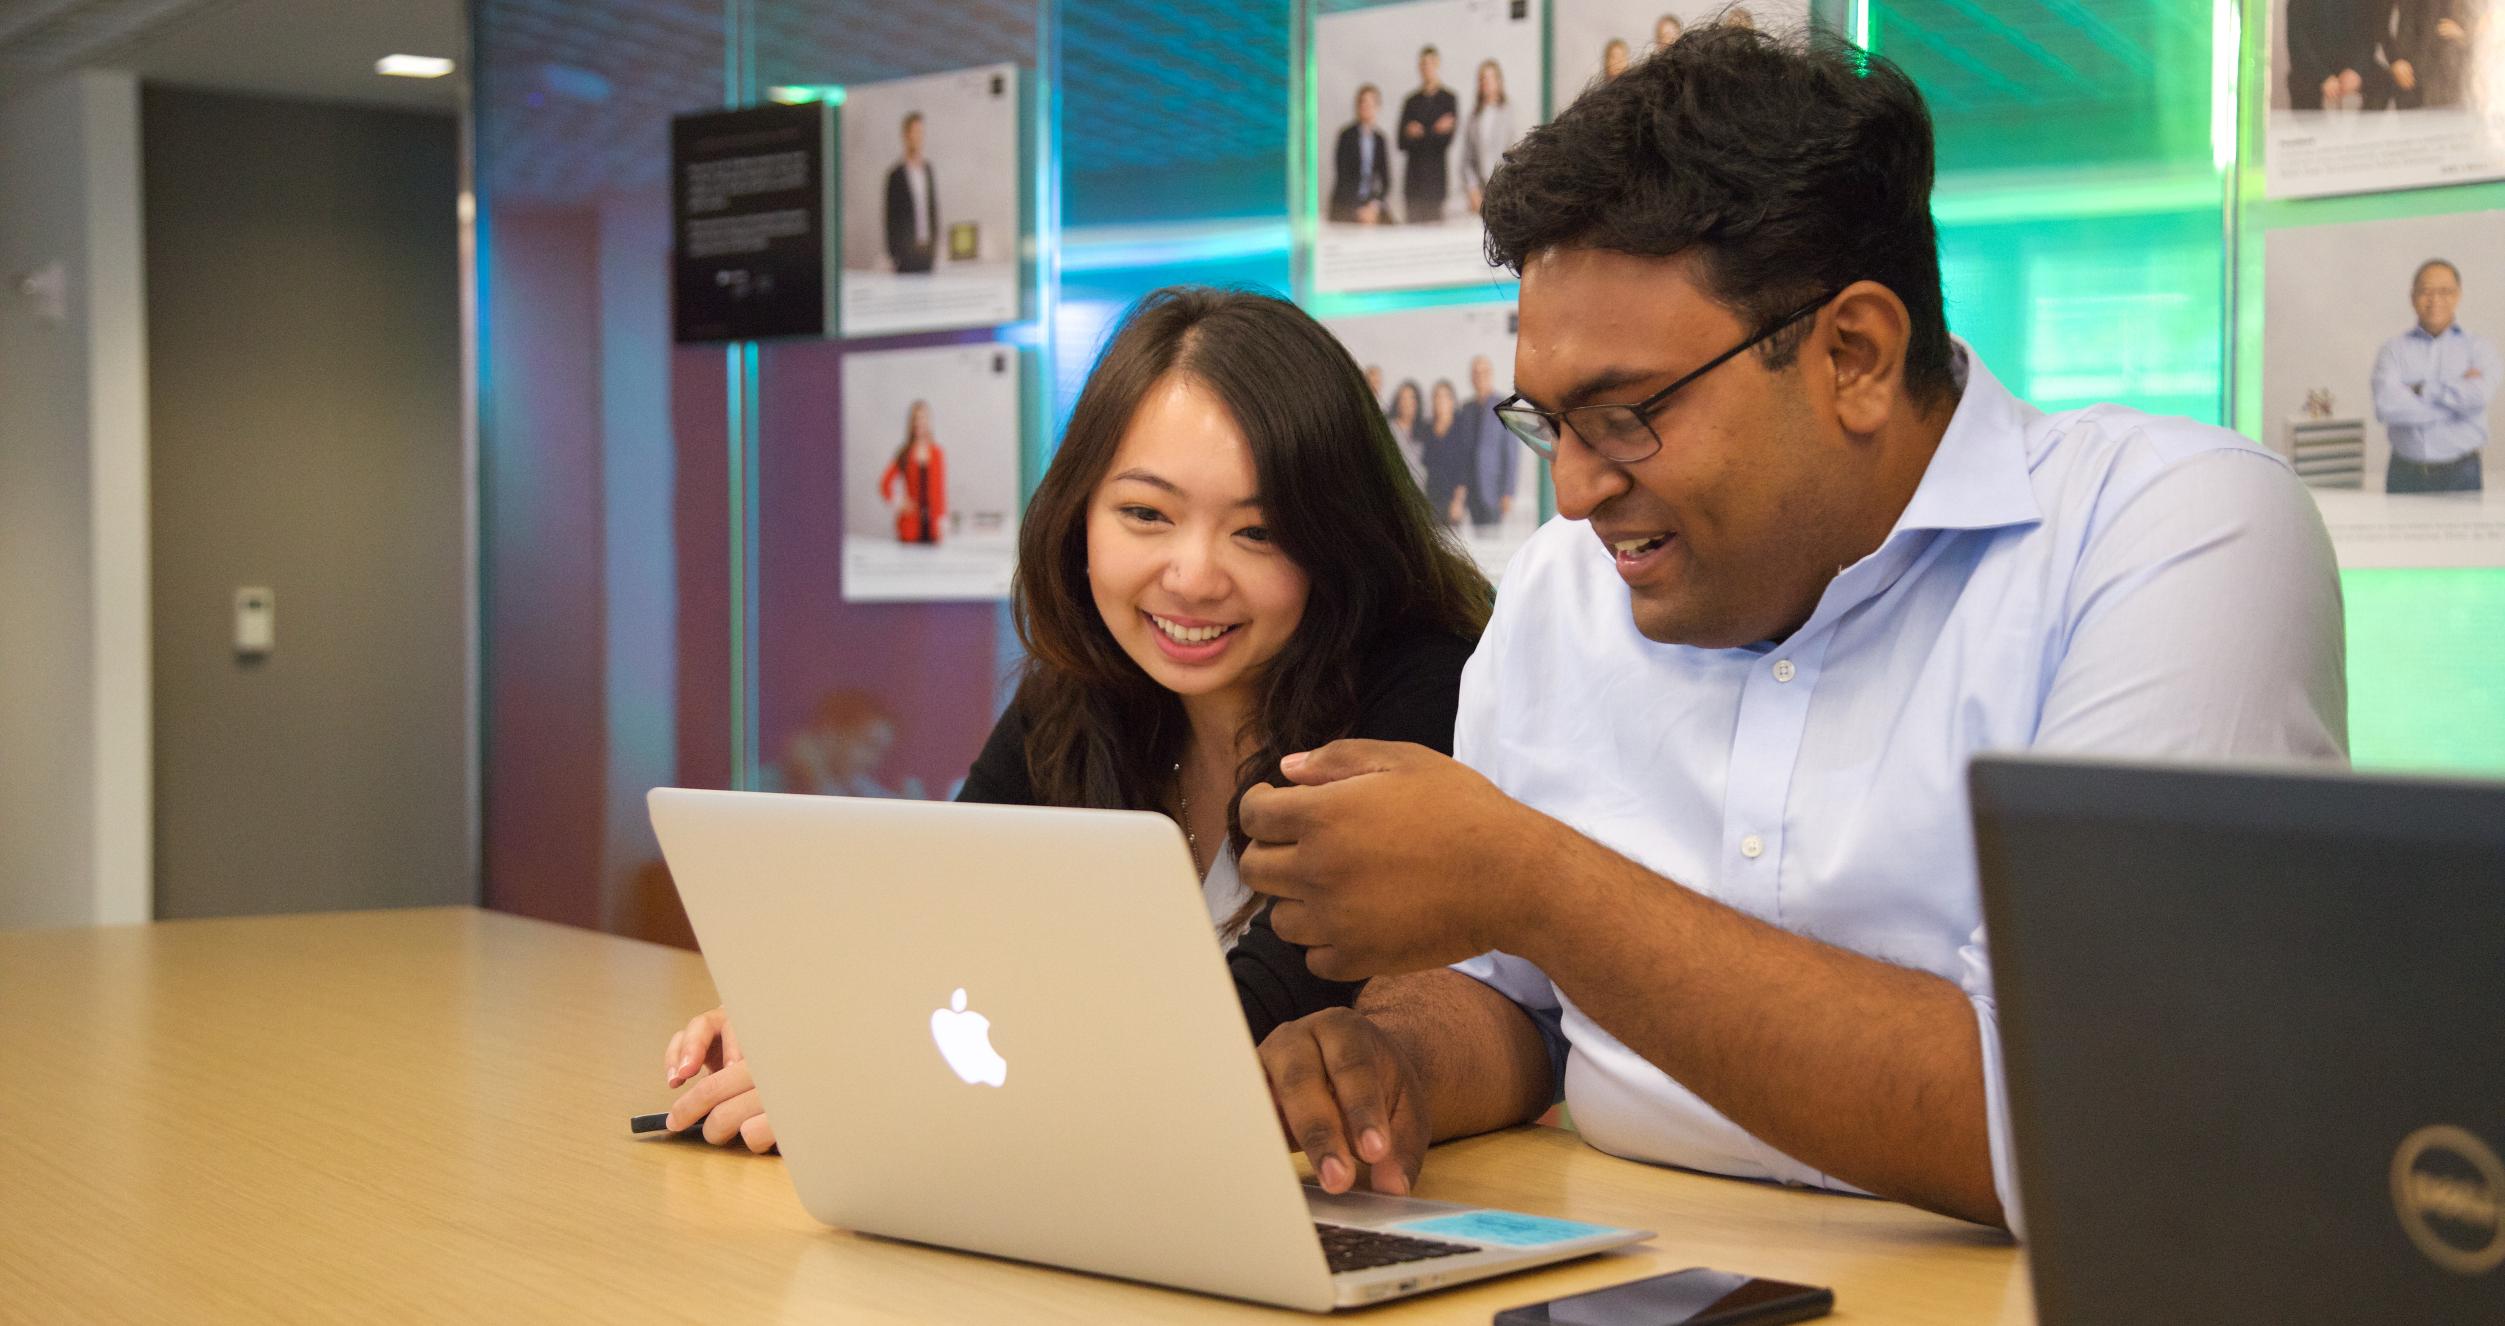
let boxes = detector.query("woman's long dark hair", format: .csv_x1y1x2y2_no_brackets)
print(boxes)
1009,287,1493,920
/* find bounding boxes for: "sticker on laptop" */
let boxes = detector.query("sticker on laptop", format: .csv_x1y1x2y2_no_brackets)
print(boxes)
1389,1212,1617,1246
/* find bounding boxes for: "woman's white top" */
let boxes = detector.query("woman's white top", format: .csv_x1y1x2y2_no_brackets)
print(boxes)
1202,842,1252,951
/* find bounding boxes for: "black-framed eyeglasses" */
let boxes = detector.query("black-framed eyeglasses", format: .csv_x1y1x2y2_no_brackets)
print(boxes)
1491,288,1845,464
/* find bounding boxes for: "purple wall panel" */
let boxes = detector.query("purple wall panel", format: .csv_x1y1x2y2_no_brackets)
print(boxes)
671,351,734,796
482,208,609,929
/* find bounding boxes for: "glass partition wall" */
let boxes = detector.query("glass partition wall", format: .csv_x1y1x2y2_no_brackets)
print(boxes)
476,0,734,941
474,0,2505,941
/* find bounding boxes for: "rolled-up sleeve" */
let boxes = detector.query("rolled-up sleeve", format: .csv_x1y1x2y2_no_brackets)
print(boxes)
1959,925,2025,1241
1445,556,1571,1090
1452,948,1569,1094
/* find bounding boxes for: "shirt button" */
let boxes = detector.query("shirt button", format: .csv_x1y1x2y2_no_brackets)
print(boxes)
1772,660,1796,683
1740,834,1765,859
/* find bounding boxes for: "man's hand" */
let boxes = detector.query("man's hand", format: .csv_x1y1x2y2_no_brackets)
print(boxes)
2394,58,2417,91
1434,112,1456,134
1238,740,1557,980
1258,1008,1430,1195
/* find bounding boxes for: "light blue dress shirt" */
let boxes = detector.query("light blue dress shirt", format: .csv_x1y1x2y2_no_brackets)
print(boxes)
1451,346,2348,1233
2370,323,2500,464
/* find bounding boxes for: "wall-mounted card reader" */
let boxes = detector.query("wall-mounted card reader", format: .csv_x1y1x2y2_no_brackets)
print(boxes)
234,586,275,658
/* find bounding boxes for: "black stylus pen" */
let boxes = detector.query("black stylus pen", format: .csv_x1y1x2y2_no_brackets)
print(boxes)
628,1110,708,1137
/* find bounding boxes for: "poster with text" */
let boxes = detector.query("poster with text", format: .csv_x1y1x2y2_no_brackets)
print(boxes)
1549,0,1812,112
671,102,834,341
1312,0,1544,295
840,63,1023,336
842,343,1023,600
1325,302,1546,575
2266,0,2505,198
2261,209,2505,566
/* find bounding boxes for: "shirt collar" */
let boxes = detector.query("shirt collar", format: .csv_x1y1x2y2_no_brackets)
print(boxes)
1729,341,2041,655
1886,340,2042,539
2410,323,2465,340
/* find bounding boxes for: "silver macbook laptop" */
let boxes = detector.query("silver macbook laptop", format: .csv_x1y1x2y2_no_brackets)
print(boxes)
647,788,1650,1312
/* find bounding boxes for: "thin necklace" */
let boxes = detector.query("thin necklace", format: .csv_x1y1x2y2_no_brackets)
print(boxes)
1173,761,1205,876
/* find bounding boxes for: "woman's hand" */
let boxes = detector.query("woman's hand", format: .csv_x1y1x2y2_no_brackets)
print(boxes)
662,1007,777,1153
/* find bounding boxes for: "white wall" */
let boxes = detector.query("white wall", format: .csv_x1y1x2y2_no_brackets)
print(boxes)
0,70,152,928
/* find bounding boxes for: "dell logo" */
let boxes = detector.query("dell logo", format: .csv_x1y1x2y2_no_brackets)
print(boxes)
2391,1124,2505,1275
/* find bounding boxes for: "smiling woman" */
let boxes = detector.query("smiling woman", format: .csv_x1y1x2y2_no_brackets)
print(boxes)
972,285,1494,1018
656,288,1497,1153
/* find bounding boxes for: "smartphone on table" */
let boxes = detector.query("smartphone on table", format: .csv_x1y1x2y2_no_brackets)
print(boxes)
1491,1267,1832,1325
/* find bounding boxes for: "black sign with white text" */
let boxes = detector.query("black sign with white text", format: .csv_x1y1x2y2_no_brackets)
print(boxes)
672,102,834,342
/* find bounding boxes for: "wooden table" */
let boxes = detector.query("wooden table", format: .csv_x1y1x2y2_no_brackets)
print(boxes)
0,908,2032,1322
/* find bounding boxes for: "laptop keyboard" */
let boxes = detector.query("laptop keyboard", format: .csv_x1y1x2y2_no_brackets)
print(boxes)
1314,1222,1477,1273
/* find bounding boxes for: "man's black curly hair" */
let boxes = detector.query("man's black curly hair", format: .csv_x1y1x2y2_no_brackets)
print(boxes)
1482,22,1955,403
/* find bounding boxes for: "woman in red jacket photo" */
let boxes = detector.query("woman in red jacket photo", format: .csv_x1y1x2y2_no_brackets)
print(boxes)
879,399,948,543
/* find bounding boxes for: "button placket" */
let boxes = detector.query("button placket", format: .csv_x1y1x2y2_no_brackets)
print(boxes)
1718,634,1836,921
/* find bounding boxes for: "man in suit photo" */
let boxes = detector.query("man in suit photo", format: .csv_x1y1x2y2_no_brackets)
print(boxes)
884,111,939,274
1330,84,1395,224
1398,46,1459,226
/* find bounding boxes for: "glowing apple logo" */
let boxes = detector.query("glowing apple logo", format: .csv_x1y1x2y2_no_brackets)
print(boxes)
930,988,1008,1087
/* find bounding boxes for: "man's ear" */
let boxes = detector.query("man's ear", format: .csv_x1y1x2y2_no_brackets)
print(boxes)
1825,281,1913,437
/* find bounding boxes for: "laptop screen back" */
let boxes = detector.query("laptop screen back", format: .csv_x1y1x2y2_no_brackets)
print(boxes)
1970,756,2505,1322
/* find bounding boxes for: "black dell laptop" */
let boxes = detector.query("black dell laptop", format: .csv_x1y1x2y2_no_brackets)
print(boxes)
1969,755,2504,1323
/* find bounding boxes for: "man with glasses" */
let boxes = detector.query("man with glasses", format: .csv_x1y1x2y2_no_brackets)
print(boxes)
2372,258,2494,494
1238,27,2345,1231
